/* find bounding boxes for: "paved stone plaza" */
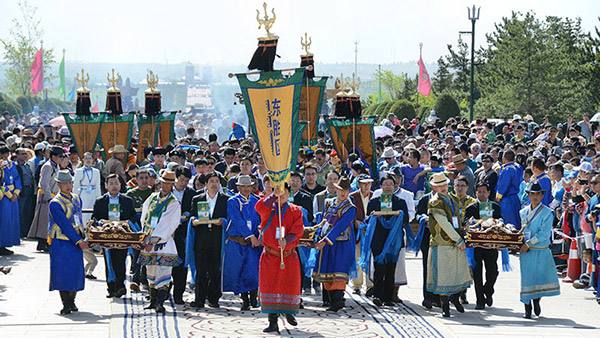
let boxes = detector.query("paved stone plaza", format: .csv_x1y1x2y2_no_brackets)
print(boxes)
0,240,599,338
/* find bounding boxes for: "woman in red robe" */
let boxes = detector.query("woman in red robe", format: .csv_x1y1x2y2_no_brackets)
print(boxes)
256,183,304,334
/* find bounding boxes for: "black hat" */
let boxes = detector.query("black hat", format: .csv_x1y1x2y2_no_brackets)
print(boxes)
525,181,546,193
50,146,65,157
152,147,167,156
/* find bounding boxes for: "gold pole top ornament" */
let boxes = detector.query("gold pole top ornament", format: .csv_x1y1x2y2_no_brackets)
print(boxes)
75,68,90,93
256,2,277,40
335,73,360,97
301,32,312,56
107,68,121,93
145,70,159,94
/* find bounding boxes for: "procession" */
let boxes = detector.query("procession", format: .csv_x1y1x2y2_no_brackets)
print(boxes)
0,1,600,337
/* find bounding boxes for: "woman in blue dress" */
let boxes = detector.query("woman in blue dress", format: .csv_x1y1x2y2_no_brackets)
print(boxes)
519,182,560,319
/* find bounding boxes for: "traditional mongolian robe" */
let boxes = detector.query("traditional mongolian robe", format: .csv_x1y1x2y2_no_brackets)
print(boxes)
426,193,472,295
223,193,261,294
496,162,522,229
139,192,182,290
48,192,85,291
0,161,22,247
519,204,560,303
256,195,304,314
29,159,59,240
313,198,357,290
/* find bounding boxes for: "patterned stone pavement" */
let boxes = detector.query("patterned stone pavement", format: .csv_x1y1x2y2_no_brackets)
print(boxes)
2,240,600,338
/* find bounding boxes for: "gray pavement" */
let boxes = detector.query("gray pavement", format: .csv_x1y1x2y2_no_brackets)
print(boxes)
0,240,598,338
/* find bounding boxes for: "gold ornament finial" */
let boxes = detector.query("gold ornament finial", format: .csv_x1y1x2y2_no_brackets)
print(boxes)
75,68,90,93
146,70,159,93
107,68,121,92
256,2,277,39
334,73,360,97
301,32,312,56
349,73,361,96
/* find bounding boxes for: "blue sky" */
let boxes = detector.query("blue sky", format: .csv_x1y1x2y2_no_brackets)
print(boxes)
0,0,598,65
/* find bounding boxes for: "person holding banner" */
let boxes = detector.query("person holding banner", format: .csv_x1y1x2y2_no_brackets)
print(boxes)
313,177,357,312
223,175,261,311
256,183,304,333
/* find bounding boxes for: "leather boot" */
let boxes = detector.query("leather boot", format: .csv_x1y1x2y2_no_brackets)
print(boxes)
523,302,532,319
240,292,250,311
144,288,157,310
441,296,451,317
392,286,402,303
533,298,541,316
250,290,259,308
155,289,166,314
450,294,465,313
327,291,344,312
69,292,78,312
263,313,280,333
59,291,71,315
322,289,330,307
285,313,297,326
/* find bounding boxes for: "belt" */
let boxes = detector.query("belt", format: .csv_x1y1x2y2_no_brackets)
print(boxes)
264,246,295,258
228,236,249,246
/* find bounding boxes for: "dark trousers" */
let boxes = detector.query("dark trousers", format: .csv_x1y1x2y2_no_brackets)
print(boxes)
473,248,499,305
172,264,188,301
420,228,436,302
194,246,222,304
19,190,34,237
103,248,127,293
129,249,143,284
373,261,396,302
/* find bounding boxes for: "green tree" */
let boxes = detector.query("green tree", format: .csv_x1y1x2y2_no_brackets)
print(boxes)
434,94,461,122
374,69,404,100
433,57,452,94
475,12,596,122
0,0,55,97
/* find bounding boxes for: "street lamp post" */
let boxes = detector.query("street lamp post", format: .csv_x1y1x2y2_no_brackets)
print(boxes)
467,5,480,122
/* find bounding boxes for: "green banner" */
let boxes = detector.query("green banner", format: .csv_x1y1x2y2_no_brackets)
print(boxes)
158,112,177,147
98,114,135,160
63,113,104,155
236,68,305,186
326,116,378,179
299,77,327,147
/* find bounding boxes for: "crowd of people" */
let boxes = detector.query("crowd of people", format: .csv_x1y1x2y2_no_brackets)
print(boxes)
0,110,599,332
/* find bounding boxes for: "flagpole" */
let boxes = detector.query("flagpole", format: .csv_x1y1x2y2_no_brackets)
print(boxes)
62,49,66,101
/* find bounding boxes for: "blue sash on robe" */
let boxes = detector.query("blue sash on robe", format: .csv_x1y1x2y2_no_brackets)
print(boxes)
358,211,405,276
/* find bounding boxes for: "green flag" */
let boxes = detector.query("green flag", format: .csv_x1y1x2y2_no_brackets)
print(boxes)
58,51,65,100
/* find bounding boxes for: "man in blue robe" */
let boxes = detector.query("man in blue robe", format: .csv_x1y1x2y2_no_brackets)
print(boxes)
531,158,553,206
496,150,522,228
48,170,88,315
0,146,22,255
223,175,261,310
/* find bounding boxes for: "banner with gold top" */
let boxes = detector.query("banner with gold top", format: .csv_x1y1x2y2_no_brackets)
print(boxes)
136,114,159,161
98,114,134,160
236,69,305,187
326,116,378,179
63,113,103,155
299,77,327,147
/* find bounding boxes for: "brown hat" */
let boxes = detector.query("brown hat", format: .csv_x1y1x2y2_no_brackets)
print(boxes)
429,173,450,187
451,154,466,166
333,177,351,191
158,169,176,184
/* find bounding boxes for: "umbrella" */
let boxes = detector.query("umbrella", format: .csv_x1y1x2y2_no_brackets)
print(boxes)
374,125,394,139
591,112,600,123
49,115,66,127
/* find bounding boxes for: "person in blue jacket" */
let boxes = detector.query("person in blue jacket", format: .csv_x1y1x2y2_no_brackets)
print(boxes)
0,147,22,256
313,177,357,312
530,158,553,206
496,150,523,228
223,175,262,310
48,170,88,315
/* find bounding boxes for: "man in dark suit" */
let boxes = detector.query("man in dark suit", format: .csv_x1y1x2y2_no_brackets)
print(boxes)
189,171,229,308
349,174,373,294
92,174,136,298
366,174,409,306
464,181,502,309
171,166,198,304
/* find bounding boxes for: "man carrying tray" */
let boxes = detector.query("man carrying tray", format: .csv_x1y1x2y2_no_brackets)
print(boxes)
139,170,182,314
92,173,137,298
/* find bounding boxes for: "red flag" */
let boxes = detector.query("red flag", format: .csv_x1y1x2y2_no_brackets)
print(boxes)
417,55,431,96
30,48,44,95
